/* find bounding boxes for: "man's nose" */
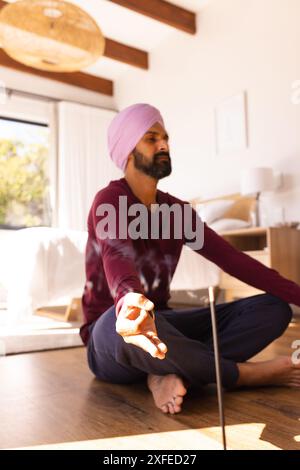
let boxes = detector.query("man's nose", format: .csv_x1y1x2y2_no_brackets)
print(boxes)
157,139,169,152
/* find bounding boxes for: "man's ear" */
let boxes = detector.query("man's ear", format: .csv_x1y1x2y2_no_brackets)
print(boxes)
123,153,132,173
126,153,133,166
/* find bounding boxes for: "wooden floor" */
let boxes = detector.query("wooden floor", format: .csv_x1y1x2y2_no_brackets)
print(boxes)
1,320,300,450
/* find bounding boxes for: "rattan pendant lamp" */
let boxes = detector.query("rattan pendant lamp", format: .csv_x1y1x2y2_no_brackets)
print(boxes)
0,0,105,72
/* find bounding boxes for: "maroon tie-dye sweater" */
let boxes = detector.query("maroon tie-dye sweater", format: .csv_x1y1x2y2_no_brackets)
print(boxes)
80,177,300,345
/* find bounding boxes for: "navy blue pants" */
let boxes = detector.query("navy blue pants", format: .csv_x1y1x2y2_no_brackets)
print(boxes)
87,293,292,389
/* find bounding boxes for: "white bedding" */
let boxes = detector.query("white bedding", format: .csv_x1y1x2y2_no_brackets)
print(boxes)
5,227,87,324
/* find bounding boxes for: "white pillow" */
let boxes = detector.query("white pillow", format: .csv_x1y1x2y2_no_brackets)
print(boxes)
209,218,250,232
196,200,234,224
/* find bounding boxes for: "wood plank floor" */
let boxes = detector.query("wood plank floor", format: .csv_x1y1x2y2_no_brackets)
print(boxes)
0,320,299,450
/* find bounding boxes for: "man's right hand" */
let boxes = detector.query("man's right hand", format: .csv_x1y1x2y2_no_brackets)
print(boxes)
116,292,168,360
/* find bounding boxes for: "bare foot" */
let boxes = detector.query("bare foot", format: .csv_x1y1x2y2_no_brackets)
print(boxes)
147,374,187,414
237,356,300,388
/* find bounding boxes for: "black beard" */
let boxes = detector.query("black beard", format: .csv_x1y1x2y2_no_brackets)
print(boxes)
132,149,172,180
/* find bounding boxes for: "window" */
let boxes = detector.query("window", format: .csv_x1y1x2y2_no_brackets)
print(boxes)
0,116,51,229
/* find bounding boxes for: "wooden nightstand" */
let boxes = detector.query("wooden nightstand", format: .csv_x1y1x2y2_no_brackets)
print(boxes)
219,226,300,302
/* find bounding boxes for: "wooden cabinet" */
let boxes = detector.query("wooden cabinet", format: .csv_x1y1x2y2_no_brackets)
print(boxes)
219,226,300,302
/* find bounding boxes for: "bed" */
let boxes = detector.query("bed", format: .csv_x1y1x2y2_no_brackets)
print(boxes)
5,227,87,324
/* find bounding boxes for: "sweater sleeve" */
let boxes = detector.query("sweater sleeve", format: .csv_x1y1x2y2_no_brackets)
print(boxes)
91,189,145,316
188,218,300,307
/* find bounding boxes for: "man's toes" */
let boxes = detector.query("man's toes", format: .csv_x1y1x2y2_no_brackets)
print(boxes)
167,402,175,414
173,403,181,413
172,396,182,413
173,395,183,406
161,405,168,413
177,383,187,397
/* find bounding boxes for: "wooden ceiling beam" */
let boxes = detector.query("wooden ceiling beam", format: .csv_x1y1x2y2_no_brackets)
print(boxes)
109,0,196,34
0,49,113,96
104,38,148,69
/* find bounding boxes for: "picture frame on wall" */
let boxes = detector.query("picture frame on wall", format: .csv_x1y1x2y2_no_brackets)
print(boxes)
214,91,248,155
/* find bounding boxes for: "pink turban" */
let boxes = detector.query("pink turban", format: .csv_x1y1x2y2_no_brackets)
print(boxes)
107,103,165,171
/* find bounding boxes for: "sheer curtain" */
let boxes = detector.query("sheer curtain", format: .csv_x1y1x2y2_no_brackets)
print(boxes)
57,101,121,231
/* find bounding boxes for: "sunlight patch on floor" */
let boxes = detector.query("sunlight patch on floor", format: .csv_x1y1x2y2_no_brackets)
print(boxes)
14,423,281,450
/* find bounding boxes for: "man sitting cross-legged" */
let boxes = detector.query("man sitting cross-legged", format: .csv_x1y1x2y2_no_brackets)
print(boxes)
81,103,300,414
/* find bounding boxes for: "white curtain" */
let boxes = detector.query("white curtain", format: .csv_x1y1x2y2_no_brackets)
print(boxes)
57,102,121,231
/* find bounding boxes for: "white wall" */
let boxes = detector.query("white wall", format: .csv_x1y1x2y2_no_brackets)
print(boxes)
115,0,300,223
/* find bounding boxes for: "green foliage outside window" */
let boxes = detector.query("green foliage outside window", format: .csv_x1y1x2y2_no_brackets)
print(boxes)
0,138,51,227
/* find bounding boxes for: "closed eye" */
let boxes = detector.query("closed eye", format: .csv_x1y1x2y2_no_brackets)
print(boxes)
145,131,169,142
